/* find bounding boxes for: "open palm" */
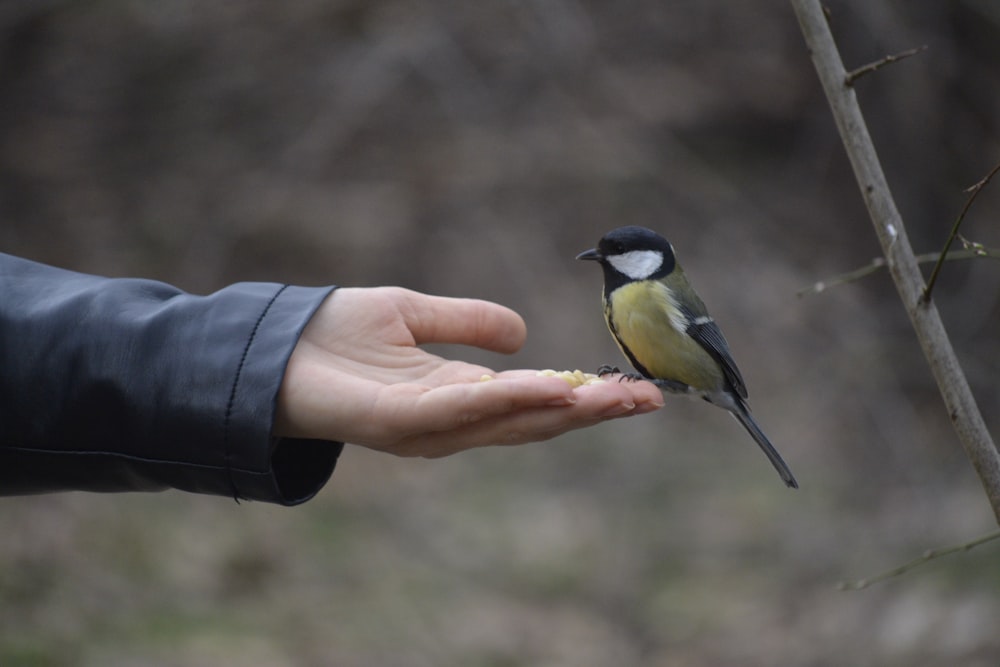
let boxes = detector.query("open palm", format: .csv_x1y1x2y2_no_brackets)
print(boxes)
275,287,663,457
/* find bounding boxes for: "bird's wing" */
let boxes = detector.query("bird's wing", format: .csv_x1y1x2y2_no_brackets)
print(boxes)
680,305,748,399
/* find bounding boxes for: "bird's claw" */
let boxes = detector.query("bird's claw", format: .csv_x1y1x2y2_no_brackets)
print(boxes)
596,365,644,383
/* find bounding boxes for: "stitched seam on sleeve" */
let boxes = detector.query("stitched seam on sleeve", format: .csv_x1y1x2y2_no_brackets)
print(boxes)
223,285,289,501
0,444,270,473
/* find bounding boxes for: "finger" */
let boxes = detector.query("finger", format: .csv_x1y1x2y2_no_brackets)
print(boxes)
396,289,527,354
493,370,665,410
370,375,577,441
397,414,605,457
377,379,664,457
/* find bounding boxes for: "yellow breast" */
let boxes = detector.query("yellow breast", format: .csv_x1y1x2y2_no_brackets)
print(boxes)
605,281,724,392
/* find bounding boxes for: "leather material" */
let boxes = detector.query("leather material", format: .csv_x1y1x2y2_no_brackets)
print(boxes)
0,253,342,505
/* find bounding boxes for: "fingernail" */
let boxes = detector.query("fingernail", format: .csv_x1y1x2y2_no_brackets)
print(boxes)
546,396,577,407
600,402,635,417
633,400,663,415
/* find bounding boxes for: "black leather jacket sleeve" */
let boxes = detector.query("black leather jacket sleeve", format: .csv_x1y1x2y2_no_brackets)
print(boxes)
0,253,343,505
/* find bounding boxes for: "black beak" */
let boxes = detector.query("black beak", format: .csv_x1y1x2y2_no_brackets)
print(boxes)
575,248,602,261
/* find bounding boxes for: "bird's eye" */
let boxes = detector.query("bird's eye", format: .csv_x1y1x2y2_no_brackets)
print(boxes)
610,241,625,254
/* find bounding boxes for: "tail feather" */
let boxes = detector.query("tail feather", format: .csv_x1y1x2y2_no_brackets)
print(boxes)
731,405,798,489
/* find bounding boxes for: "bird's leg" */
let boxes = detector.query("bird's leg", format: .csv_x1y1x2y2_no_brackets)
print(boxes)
596,364,621,377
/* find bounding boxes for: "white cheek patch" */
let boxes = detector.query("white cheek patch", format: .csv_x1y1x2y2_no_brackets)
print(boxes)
607,250,663,280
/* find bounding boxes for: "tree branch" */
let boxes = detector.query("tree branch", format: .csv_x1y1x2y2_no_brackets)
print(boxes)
923,161,1000,302
838,530,1000,591
791,0,1000,524
844,45,927,86
798,245,1000,297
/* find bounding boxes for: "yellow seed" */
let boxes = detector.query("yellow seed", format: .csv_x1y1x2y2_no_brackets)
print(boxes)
535,368,606,387
535,369,607,387
479,374,494,382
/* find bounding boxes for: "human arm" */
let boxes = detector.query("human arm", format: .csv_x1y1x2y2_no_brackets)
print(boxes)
0,255,663,505
0,253,340,505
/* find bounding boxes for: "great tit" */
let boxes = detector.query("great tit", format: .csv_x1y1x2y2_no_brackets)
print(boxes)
576,225,798,489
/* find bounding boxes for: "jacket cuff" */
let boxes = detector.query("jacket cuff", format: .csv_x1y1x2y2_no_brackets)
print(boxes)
199,283,344,505
233,438,344,506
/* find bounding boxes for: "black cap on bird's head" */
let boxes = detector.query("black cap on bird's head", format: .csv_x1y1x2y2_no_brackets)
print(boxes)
576,226,676,282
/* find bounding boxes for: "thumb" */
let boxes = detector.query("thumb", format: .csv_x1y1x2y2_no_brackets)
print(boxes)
398,289,527,354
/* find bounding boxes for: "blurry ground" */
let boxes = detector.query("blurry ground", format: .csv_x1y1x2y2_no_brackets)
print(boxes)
3,1,1000,665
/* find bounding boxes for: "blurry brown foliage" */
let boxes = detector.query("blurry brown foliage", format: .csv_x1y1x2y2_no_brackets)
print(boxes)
2,2,1000,666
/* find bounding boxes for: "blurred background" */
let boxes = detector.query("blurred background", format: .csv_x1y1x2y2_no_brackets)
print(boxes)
2,1,1000,665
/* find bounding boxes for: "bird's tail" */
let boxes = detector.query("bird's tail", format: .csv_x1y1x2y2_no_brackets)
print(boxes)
731,405,798,489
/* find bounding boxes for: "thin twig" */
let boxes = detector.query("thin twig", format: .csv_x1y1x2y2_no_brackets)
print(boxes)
799,246,1000,297
792,0,1000,524
844,45,928,86
838,530,1000,591
923,161,1000,303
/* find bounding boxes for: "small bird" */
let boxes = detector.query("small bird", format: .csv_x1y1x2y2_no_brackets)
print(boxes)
576,226,798,488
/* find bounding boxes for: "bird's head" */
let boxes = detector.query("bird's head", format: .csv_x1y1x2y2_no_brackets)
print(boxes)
576,226,676,282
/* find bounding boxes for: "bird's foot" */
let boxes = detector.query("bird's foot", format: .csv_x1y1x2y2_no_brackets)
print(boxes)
596,365,645,383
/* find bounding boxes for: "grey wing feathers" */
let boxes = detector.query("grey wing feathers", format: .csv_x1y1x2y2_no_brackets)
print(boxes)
682,307,748,399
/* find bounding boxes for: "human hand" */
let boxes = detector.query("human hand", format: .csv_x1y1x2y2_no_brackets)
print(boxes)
274,287,663,457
